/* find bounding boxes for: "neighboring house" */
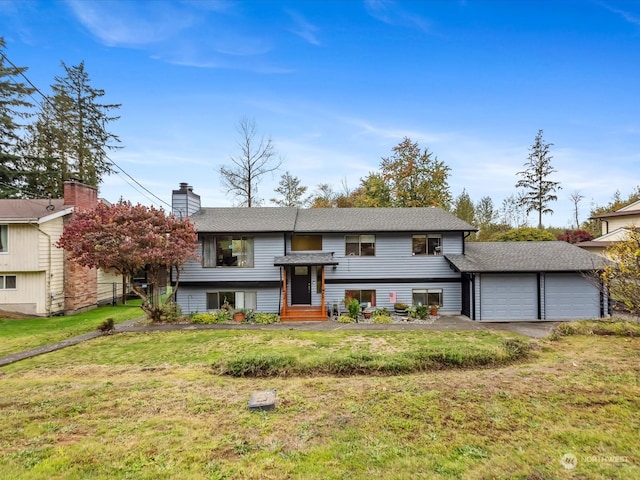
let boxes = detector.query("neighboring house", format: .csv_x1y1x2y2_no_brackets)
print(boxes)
172,184,608,322
0,180,123,317
445,242,608,321
578,200,640,255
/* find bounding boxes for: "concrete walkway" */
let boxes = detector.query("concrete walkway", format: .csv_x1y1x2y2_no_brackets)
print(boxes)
0,315,559,368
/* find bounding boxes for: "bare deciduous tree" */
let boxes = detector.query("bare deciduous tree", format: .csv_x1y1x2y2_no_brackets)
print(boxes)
569,190,585,229
219,117,281,207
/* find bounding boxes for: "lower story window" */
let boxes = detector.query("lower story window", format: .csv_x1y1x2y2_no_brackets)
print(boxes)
0,275,16,289
412,289,442,307
206,291,257,310
345,289,376,306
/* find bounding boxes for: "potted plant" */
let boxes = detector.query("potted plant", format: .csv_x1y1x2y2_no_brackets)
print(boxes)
233,308,247,323
394,302,408,314
429,304,440,316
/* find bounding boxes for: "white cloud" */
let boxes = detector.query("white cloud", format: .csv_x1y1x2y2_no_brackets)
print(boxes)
286,9,321,46
364,0,433,33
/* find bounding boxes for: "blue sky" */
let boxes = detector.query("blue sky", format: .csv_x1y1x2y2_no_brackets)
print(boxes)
1,0,639,227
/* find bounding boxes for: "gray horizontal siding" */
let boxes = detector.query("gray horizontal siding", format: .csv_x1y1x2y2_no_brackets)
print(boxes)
180,234,285,282
176,286,281,314
324,233,462,280
325,281,461,314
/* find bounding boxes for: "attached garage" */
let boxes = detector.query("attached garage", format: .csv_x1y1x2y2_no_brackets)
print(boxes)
480,274,537,321
544,273,600,319
445,242,608,322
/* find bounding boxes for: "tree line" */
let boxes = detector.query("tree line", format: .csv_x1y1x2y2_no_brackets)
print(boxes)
0,38,120,199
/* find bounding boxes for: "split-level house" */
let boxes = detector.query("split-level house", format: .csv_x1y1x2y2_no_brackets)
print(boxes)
577,199,640,256
0,180,123,316
172,183,608,322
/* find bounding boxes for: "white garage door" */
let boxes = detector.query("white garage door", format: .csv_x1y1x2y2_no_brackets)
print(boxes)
545,274,600,319
481,274,537,321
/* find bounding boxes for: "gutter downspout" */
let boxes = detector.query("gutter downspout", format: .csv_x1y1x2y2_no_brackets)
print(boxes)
30,222,53,316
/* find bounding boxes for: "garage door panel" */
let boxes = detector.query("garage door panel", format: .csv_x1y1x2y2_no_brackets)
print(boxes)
481,274,537,321
545,274,599,319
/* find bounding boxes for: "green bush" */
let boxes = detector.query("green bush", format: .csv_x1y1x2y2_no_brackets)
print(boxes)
347,298,361,319
415,305,428,319
160,301,182,322
373,315,393,324
252,312,280,325
190,310,230,324
373,307,390,317
338,315,355,324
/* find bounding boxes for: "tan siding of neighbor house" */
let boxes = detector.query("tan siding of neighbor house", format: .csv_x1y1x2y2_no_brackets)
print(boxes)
0,224,40,271
602,215,640,235
0,272,46,316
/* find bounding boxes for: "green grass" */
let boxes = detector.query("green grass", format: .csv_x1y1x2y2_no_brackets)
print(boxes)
0,301,144,357
0,324,638,479
0,332,638,479
1,329,527,374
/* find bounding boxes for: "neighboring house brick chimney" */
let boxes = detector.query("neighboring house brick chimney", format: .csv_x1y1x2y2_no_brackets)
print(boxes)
62,179,98,313
63,178,98,209
172,182,201,217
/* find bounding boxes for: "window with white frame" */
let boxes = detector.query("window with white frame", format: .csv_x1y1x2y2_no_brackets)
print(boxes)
412,289,442,307
0,275,17,289
412,234,442,255
201,235,254,268
206,291,257,310
0,225,7,253
345,235,375,256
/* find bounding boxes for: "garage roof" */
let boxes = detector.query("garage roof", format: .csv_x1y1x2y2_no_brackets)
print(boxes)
445,241,609,273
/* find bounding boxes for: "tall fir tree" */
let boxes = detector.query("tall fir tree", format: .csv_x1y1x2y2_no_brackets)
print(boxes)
24,61,121,197
453,189,475,224
0,37,35,198
515,129,561,229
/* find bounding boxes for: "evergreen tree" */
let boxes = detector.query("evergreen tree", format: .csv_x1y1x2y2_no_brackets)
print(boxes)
453,189,475,224
515,130,561,228
24,61,121,197
0,37,35,198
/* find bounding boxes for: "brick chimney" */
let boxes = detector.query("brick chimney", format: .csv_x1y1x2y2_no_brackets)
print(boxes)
63,179,98,209
62,179,99,313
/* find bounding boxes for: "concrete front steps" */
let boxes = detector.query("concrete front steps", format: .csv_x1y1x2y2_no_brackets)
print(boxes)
280,306,329,322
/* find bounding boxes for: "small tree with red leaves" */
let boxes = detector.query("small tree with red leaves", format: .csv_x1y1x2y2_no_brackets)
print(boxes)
57,201,199,322
556,229,594,244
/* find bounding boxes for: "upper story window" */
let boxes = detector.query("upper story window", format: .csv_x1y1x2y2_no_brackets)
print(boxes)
292,235,322,251
345,234,375,256
0,275,16,289
202,235,254,268
0,225,7,253
412,234,442,255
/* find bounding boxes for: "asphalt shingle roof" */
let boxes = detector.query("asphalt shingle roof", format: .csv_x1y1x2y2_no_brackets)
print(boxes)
273,253,339,266
445,241,608,273
189,207,298,233
0,199,67,221
190,207,476,233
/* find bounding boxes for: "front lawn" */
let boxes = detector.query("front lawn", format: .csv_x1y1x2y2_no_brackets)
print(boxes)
0,301,144,357
0,328,638,479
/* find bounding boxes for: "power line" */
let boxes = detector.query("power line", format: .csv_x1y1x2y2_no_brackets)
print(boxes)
0,50,172,209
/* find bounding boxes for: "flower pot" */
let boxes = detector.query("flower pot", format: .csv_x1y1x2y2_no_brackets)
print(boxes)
233,312,246,323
